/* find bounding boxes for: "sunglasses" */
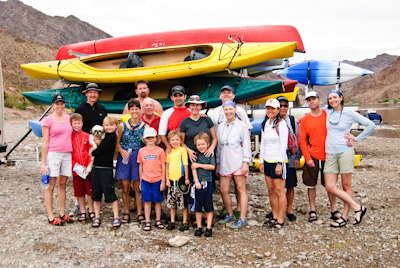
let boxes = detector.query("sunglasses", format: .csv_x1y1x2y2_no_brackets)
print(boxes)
189,95,201,101
280,104,289,108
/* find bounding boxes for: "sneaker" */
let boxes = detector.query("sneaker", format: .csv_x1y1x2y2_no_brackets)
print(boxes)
218,207,228,219
230,218,248,229
204,228,213,237
179,223,189,232
194,228,203,237
287,213,297,221
69,205,80,217
218,214,235,224
234,210,241,219
166,222,175,230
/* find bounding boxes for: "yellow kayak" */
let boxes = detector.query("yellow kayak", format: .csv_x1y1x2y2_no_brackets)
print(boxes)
20,42,297,83
251,155,362,170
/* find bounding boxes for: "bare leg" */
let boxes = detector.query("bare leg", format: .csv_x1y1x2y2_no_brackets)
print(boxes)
154,202,162,221
273,179,287,223
87,195,94,213
45,177,57,220
206,212,213,229
133,180,143,216
234,175,248,221
170,208,176,223
182,207,188,224
121,180,131,214
325,173,361,213
58,175,68,217
195,212,202,229
341,173,354,220
286,188,294,214
144,202,152,222
94,201,101,218
219,176,234,216
308,187,316,212
77,196,86,213
111,200,119,219
265,176,277,219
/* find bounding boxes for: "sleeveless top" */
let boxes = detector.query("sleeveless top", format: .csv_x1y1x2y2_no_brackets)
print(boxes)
120,120,146,151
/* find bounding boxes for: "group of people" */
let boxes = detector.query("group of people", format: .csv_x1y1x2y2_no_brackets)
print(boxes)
40,79,376,236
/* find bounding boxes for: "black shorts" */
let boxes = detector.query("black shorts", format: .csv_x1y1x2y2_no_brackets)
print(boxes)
285,168,297,189
302,156,325,187
263,161,284,179
91,167,118,203
194,182,214,213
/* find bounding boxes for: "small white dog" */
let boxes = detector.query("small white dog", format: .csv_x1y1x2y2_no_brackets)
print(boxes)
86,125,106,173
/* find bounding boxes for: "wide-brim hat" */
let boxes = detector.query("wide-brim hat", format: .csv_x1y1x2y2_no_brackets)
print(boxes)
141,127,161,145
178,175,191,194
81,83,102,94
185,95,207,108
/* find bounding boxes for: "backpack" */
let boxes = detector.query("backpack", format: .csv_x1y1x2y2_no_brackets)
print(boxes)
274,116,298,156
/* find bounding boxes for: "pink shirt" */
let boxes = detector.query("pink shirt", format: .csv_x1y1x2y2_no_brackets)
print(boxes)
42,114,73,152
137,146,166,183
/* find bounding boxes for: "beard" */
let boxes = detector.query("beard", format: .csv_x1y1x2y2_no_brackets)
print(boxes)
140,92,147,98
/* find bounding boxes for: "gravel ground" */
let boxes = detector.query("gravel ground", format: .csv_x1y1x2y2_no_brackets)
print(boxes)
0,107,399,267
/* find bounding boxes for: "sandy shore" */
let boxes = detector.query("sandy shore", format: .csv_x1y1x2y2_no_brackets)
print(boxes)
0,107,399,267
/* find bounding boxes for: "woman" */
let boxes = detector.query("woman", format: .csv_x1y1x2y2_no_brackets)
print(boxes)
216,101,251,229
116,99,147,224
41,94,74,226
324,90,375,227
179,95,217,162
259,98,288,230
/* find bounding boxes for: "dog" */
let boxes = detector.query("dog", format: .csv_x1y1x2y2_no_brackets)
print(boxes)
86,125,106,173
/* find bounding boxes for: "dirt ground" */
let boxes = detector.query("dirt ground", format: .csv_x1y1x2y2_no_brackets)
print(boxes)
0,107,399,267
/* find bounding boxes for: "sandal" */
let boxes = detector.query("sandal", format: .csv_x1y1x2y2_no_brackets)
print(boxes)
330,210,342,221
330,216,348,228
112,218,121,228
308,211,318,222
121,213,131,224
92,217,102,228
263,218,276,227
48,217,65,226
78,213,87,222
269,221,285,231
60,214,74,224
88,212,95,221
155,220,164,229
137,214,145,224
143,222,151,231
353,206,367,225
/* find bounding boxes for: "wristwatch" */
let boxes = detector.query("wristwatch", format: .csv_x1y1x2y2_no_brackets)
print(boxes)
277,162,283,165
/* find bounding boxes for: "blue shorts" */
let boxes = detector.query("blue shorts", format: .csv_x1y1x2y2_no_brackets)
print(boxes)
141,180,163,203
264,161,286,179
115,149,140,181
194,181,214,213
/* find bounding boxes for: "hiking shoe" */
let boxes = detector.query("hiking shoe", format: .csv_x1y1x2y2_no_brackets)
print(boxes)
218,214,235,224
179,223,189,232
230,218,248,229
287,213,297,221
218,207,228,219
60,214,74,223
234,210,241,219
166,222,175,230
48,218,65,226
204,228,213,237
194,228,203,237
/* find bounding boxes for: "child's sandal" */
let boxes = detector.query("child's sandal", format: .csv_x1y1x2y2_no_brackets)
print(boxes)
88,212,95,221
92,217,101,228
155,220,164,229
137,214,145,224
112,218,121,228
78,213,87,222
121,213,131,224
143,222,151,231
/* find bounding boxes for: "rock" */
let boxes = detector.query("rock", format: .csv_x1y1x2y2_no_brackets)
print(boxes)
168,236,190,247
247,220,260,226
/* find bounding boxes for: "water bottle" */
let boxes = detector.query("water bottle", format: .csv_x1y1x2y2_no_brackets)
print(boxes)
122,149,132,164
41,167,50,190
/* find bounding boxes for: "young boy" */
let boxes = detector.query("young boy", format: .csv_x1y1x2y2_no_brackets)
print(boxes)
70,113,94,222
165,130,190,231
192,132,216,237
90,116,120,228
137,127,166,231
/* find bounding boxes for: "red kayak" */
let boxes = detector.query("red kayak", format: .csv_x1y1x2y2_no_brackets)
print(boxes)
56,25,305,60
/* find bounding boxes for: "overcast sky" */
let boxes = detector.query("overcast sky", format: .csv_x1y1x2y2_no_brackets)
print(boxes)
14,0,400,63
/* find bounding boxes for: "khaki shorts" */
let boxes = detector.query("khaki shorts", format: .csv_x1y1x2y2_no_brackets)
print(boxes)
46,152,72,177
324,148,355,174
166,181,188,209
302,156,325,187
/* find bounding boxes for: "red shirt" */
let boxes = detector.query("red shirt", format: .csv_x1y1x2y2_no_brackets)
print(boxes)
140,114,161,133
71,130,92,176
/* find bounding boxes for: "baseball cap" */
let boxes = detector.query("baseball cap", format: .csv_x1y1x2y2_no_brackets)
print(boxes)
305,91,319,100
82,83,102,94
221,85,234,92
52,94,65,104
265,98,280,109
171,85,186,95
143,127,158,138
277,95,289,102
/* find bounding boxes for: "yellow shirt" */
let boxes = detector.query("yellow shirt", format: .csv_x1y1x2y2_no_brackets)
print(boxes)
166,146,188,181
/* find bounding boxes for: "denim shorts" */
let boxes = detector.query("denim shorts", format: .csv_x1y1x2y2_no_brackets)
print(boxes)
115,149,140,181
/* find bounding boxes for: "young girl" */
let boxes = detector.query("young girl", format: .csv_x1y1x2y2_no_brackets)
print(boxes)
137,127,166,231
91,116,120,228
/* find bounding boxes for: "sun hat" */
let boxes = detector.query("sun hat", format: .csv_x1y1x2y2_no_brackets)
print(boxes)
142,127,161,145
220,85,234,92
52,94,65,104
305,91,320,100
185,95,207,108
265,98,280,109
171,85,186,96
82,83,102,94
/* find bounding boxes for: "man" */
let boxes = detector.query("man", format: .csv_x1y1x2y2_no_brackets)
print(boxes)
140,97,161,132
276,95,302,221
209,85,253,219
122,79,164,116
159,85,191,153
75,83,107,134
299,91,340,222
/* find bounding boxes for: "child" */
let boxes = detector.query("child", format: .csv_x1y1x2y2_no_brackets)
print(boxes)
191,132,216,237
90,116,120,228
137,127,166,231
70,113,94,222
165,130,190,231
